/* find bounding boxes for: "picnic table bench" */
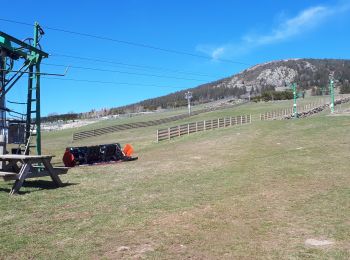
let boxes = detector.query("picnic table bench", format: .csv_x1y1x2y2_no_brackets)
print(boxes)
0,154,69,195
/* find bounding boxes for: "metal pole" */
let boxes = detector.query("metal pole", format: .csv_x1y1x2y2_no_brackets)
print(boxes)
185,91,192,116
0,49,6,166
25,65,33,155
292,83,298,118
188,98,191,115
33,22,42,155
35,61,41,155
0,50,6,136
25,22,42,155
329,78,335,113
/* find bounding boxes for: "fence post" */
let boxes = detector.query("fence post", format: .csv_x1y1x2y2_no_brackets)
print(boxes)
196,121,198,132
241,115,243,124
178,125,180,136
250,114,252,123
230,116,232,126
157,129,159,143
187,124,190,135
218,118,220,128
204,120,206,131
168,127,170,140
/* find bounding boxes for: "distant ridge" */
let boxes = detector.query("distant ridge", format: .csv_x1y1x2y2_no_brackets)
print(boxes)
132,58,350,110
43,58,350,122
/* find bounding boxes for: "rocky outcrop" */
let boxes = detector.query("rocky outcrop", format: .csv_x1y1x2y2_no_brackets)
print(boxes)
213,59,349,93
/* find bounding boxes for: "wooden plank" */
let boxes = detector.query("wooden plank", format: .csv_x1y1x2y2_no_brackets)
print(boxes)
0,154,54,160
0,171,17,177
158,133,169,138
26,167,69,179
158,136,168,142
9,163,31,195
41,159,63,187
0,171,18,181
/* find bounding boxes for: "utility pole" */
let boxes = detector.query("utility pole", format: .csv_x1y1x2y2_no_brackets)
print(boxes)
26,22,43,155
185,91,192,116
0,47,6,167
0,49,6,134
329,74,335,113
292,83,298,118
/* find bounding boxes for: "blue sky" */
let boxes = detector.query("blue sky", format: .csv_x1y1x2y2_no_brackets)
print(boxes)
1,0,350,116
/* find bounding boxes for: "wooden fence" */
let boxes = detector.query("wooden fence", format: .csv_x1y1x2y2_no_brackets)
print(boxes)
72,101,247,141
260,107,293,120
260,99,328,120
260,96,350,120
156,114,251,142
73,114,187,141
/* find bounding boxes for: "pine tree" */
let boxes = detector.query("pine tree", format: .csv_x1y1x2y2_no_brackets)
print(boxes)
340,82,350,94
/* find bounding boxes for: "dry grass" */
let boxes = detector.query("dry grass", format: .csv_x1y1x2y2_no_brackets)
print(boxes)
0,100,349,259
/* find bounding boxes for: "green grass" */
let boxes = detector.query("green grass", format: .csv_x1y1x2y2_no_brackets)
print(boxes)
40,96,329,164
0,99,349,259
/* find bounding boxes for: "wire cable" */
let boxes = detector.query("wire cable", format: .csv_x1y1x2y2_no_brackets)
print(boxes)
41,76,186,90
50,53,215,77
41,62,208,82
8,113,24,120
0,17,250,65
7,100,27,105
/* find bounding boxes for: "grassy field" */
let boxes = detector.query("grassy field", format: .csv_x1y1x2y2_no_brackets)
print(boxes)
0,99,349,259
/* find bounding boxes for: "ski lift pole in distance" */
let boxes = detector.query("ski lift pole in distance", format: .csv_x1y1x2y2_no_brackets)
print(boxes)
291,83,298,118
185,91,192,116
329,74,335,113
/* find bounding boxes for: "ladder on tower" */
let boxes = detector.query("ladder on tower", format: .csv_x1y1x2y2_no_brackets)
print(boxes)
23,91,39,155
22,122,37,155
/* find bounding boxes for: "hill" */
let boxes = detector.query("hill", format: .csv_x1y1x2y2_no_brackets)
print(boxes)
137,58,350,109
42,58,350,122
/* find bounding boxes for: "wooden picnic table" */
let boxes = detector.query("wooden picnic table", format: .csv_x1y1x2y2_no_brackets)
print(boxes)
0,154,69,195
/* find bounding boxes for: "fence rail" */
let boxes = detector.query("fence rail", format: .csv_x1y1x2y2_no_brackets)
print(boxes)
156,114,251,142
259,96,350,120
260,99,329,120
72,101,247,141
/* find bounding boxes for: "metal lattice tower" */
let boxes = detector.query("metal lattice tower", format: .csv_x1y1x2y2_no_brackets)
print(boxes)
0,22,49,155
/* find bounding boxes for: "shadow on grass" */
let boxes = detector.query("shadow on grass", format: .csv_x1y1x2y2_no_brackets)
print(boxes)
0,180,78,194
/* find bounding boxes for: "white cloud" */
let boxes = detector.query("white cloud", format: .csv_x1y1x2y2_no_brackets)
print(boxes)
197,2,350,60
211,47,225,60
254,6,330,45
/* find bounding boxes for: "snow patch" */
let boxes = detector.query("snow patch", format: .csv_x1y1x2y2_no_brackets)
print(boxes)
305,239,334,247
